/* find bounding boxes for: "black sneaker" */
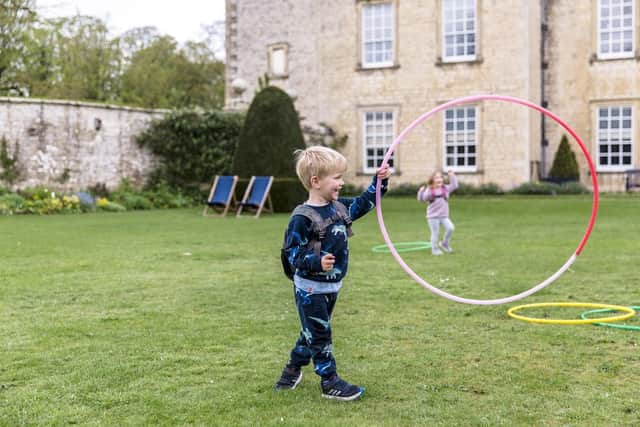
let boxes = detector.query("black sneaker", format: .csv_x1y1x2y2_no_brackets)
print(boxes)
274,366,302,390
321,375,364,401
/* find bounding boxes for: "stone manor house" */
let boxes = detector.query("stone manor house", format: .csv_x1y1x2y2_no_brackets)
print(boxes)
225,0,640,191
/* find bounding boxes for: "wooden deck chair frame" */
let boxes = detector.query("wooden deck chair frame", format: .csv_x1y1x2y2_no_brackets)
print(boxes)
203,175,238,217
236,176,274,218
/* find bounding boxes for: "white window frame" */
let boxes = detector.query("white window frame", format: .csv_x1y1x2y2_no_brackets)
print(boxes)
443,105,478,172
441,0,478,63
597,0,635,60
362,110,396,173
361,2,395,68
596,105,634,172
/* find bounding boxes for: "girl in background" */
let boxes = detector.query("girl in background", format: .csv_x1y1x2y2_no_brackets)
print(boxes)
417,170,458,255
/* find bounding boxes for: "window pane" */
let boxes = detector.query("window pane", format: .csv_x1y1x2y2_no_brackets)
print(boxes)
362,2,393,66
443,0,476,59
443,106,477,170
599,0,635,57
364,110,395,170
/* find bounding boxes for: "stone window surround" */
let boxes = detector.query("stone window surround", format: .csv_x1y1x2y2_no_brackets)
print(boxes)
432,100,484,175
595,0,636,60
442,104,479,172
357,104,400,174
267,42,289,79
432,0,482,65
591,0,640,62
591,101,635,172
355,0,400,71
440,0,479,63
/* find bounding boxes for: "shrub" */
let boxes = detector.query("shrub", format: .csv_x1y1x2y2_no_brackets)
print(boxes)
455,182,503,196
0,193,25,215
0,136,20,186
76,192,96,212
144,182,193,209
548,135,580,183
233,177,307,213
340,183,365,197
510,181,589,195
87,183,110,199
232,86,306,212
20,196,80,215
97,198,126,212
19,186,53,201
556,181,590,194
136,109,244,189
387,183,421,196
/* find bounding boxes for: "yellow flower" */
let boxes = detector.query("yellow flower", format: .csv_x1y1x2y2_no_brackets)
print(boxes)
97,197,109,207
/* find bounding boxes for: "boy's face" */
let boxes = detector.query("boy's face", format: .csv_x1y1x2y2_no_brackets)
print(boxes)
313,170,345,202
433,173,444,187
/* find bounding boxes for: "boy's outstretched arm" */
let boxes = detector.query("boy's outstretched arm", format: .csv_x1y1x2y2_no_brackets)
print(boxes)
340,165,391,221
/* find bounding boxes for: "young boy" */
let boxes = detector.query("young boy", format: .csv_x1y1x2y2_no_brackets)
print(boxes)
275,145,391,401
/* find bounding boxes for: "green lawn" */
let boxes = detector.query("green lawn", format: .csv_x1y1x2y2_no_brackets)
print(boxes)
1,196,639,426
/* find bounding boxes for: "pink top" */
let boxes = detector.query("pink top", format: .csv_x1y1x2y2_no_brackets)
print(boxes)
417,175,458,218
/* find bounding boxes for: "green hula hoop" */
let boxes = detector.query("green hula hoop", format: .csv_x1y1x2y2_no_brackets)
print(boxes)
580,306,640,331
372,241,432,253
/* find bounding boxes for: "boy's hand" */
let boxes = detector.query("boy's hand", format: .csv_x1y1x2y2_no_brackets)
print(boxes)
447,170,455,177
321,254,335,271
376,164,392,180
418,185,426,193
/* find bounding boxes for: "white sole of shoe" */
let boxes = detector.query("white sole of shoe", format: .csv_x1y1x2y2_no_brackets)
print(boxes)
290,371,302,389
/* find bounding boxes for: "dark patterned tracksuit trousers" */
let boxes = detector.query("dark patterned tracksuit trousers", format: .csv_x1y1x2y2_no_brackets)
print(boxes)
287,286,338,379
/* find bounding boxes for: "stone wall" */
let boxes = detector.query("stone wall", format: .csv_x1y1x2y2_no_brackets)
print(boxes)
545,1,640,192
227,0,640,191
0,98,165,191
226,0,543,190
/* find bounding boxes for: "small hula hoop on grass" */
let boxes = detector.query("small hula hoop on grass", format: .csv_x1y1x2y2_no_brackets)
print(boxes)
372,241,432,253
374,94,600,305
507,302,636,325
581,306,640,331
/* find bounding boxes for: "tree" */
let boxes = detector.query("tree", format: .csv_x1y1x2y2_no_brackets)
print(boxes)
0,0,37,95
548,134,580,183
19,15,121,102
119,35,180,108
120,36,225,110
232,86,307,211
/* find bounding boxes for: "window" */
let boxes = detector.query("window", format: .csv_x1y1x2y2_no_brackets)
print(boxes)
597,106,633,170
598,0,635,59
361,2,394,68
268,43,288,78
363,111,395,172
443,106,477,171
442,0,477,62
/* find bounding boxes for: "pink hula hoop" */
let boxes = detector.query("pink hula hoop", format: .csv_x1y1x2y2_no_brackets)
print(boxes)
374,94,600,305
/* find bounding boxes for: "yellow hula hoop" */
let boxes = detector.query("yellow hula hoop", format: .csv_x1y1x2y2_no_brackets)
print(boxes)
507,302,636,325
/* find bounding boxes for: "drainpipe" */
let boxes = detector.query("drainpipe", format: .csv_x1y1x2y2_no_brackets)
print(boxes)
540,0,549,179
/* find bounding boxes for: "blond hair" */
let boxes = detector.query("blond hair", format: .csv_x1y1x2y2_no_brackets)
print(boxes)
294,146,347,191
427,171,444,188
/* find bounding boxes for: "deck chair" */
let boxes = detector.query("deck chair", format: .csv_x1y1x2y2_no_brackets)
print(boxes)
203,175,238,217
236,176,274,218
